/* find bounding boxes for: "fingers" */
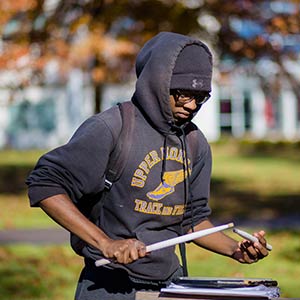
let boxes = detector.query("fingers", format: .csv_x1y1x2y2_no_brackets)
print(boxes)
105,239,146,265
254,231,268,249
240,241,260,263
239,231,269,264
127,240,147,262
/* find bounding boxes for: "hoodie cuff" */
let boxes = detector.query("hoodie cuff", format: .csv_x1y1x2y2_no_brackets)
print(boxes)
28,186,68,207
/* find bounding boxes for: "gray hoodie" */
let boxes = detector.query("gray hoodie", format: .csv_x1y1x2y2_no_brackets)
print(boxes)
26,32,212,281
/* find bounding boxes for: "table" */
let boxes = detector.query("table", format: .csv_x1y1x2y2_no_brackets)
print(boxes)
136,291,299,300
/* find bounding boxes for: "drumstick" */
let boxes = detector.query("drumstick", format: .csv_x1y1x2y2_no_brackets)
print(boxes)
95,222,234,267
233,228,273,251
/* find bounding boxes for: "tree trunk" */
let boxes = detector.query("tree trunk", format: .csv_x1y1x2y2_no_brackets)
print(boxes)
94,83,103,114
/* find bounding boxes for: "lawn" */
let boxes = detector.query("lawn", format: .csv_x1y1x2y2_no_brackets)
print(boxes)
0,244,82,300
0,141,299,299
0,232,299,299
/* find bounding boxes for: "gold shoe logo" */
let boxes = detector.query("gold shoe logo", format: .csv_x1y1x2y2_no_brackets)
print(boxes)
147,169,187,201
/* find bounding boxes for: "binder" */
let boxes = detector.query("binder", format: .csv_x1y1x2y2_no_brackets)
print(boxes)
161,277,280,299
173,277,278,288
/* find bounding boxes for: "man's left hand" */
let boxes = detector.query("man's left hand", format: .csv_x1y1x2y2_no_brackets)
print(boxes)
232,230,269,264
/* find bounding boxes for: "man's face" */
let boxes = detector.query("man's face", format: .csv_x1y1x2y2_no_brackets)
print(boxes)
169,90,210,125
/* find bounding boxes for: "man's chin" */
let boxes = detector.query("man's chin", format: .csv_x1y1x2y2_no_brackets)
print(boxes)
175,114,193,125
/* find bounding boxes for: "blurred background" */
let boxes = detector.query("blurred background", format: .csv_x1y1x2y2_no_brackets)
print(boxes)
0,1,299,299
0,0,300,147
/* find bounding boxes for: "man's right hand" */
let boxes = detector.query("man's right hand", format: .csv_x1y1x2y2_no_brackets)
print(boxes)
39,194,147,265
101,238,147,264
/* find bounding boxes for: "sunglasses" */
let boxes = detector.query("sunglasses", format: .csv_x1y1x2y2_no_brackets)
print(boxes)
171,89,210,106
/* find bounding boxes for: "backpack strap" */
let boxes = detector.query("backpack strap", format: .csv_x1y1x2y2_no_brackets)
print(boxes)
89,101,135,222
104,101,135,190
71,102,135,255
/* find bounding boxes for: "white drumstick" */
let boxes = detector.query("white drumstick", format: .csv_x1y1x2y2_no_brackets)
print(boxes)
95,222,234,267
233,228,272,251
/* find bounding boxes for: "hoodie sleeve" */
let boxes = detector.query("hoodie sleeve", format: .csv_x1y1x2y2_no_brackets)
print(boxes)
26,112,119,207
182,136,212,233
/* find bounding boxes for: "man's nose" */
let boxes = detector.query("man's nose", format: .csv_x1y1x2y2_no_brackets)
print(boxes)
183,99,197,111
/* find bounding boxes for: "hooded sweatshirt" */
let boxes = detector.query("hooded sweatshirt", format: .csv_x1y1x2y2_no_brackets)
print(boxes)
26,32,212,281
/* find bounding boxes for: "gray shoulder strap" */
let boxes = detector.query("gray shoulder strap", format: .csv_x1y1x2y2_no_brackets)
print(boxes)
104,101,136,188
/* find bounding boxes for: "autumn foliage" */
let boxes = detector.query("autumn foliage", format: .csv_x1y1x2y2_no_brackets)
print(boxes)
0,0,299,96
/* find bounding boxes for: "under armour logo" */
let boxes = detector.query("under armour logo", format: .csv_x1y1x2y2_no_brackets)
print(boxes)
191,79,204,89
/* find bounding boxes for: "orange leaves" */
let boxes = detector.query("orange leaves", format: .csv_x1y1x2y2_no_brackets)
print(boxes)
271,16,289,34
48,39,70,58
69,15,92,34
69,30,138,64
269,14,300,35
230,40,245,52
0,43,29,69
91,67,106,83
0,0,298,86
0,0,37,14
0,0,37,26
101,37,138,58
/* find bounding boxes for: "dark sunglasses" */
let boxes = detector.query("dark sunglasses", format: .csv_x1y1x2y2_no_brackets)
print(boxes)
171,89,211,106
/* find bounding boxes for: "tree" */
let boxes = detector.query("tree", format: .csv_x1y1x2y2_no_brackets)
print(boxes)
0,0,203,112
1,0,300,112
201,0,300,101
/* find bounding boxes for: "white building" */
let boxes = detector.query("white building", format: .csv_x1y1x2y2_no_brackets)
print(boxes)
0,70,299,149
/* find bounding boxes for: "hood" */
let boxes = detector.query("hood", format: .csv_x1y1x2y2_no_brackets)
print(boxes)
132,31,212,134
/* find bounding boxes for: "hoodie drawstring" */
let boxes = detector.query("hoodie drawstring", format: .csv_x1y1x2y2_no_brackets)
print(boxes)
161,125,195,230
178,127,195,232
162,125,194,277
161,136,168,183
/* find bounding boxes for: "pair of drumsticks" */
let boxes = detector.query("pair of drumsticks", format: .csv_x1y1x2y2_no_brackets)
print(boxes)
95,222,272,267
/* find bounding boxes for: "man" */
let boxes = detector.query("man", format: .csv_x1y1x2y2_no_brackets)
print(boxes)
26,32,269,300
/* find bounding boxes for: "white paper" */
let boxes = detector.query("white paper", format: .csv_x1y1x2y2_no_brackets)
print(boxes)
161,283,280,299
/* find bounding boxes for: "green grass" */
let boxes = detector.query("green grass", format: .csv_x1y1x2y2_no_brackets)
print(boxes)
0,245,82,300
214,156,299,193
0,150,47,166
0,193,58,229
0,232,299,299
211,144,300,195
0,143,299,299
209,141,300,222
